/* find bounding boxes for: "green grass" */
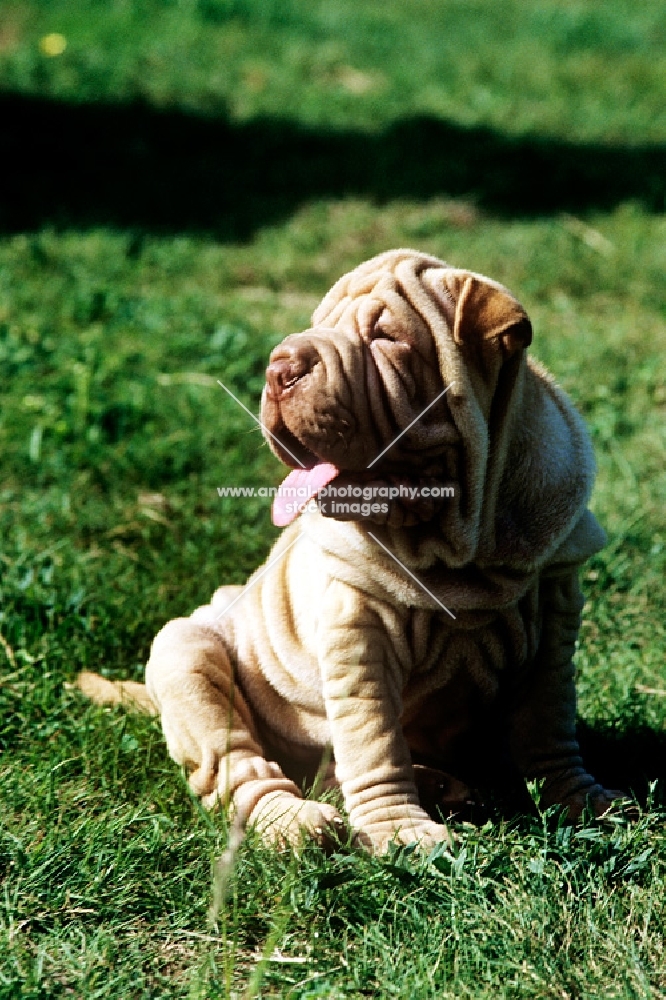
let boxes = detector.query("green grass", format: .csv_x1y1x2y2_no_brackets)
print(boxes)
2,0,666,140
1,1,665,996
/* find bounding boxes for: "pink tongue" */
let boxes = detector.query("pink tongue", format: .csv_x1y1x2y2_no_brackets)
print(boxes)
272,462,339,526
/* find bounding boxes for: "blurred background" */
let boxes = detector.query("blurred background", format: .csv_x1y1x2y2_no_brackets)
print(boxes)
2,0,666,234
1,3,665,994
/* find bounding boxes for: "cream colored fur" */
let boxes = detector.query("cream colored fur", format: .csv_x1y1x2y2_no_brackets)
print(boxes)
78,250,620,852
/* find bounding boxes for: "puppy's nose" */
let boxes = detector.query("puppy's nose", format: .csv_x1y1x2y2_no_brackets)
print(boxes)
265,347,317,399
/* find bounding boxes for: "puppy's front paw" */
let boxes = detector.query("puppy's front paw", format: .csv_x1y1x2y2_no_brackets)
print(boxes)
545,784,626,821
355,807,451,855
575,786,627,820
249,791,346,850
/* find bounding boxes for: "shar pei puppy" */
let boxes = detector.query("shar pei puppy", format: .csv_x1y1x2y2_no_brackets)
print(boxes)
78,249,621,853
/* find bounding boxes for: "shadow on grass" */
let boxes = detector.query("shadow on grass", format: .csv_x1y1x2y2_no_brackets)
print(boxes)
414,710,666,825
2,91,665,238
578,719,666,807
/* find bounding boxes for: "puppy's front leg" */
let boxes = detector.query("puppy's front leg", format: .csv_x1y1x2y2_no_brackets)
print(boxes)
508,569,623,818
319,580,450,853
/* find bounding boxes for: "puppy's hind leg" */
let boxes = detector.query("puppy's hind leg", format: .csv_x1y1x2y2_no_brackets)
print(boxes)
145,618,344,847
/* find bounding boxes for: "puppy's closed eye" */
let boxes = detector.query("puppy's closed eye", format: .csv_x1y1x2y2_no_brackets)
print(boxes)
369,306,405,344
372,322,400,343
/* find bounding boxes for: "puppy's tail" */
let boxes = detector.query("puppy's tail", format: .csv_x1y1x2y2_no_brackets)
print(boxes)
74,671,157,715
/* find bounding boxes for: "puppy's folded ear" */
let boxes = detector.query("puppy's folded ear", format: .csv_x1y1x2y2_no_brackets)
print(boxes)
444,272,532,358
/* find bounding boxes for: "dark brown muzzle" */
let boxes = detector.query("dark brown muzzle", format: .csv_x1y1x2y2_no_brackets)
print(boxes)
265,343,319,401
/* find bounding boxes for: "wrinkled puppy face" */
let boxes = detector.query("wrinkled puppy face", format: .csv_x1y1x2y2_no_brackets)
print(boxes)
260,250,531,527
